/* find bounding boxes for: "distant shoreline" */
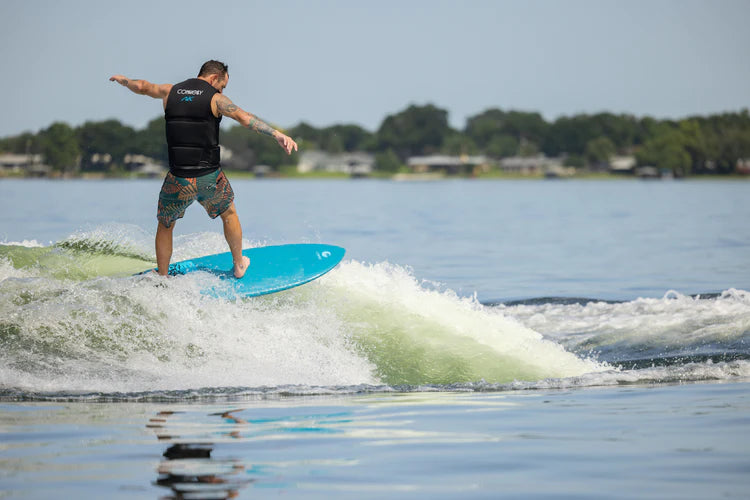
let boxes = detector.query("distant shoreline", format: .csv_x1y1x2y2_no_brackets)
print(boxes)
1,170,748,181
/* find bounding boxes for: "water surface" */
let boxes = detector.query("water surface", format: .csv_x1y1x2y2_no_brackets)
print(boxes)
1,178,748,497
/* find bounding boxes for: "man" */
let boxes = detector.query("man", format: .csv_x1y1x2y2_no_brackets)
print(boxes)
110,60,297,278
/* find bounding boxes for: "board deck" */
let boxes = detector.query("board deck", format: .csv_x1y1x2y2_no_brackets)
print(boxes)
138,244,345,298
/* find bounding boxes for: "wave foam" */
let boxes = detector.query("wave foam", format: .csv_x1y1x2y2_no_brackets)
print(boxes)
1,228,747,396
0,239,45,248
319,261,605,385
497,289,750,361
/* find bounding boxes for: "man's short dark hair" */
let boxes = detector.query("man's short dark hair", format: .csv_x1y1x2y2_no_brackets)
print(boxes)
198,60,228,77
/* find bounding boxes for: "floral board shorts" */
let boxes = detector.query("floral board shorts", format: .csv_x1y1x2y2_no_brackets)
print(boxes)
157,169,234,228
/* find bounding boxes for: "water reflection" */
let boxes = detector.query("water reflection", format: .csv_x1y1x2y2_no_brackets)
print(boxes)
144,394,516,497
148,410,252,499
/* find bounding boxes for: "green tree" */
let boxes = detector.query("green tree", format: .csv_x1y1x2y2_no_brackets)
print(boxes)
287,122,375,153
321,124,374,152
374,149,402,173
76,119,137,169
543,113,644,157
5,106,750,178
589,113,639,149
220,124,255,170
465,108,507,148
249,132,288,167
323,132,344,154
715,127,750,174
518,139,540,157
485,134,518,158
40,122,80,172
0,132,42,155
584,136,616,166
289,122,322,149
502,111,547,145
636,130,691,176
441,132,478,156
377,104,452,159
686,112,750,173
221,124,289,169
133,116,167,163
465,109,547,149
544,115,599,156
563,154,585,167
637,116,675,145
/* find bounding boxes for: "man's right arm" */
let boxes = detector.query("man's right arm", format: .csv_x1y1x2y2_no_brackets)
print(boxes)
109,75,172,99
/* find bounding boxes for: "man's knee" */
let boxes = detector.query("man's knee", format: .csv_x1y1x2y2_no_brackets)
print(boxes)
219,203,238,221
157,220,176,232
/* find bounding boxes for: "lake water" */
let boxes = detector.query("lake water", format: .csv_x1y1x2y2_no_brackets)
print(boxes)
1,178,749,498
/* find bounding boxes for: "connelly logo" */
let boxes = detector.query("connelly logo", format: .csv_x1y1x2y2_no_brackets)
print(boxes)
180,96,194,102
177,89,204,95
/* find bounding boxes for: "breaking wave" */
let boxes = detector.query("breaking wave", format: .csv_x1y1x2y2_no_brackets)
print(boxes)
1,226,748,401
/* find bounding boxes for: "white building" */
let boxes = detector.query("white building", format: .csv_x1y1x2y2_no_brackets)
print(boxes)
297,151,374,176
123,154,166,177
609,155,637,173
498,155,564,176
0,153,43,172
407,155,493,175
0,153,50,176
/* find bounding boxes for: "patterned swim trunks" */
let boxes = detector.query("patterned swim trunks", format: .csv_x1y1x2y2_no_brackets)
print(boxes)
157,169,234,228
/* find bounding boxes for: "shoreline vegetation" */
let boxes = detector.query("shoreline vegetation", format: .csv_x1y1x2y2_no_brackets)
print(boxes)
1,104,749,180
2,169,749,182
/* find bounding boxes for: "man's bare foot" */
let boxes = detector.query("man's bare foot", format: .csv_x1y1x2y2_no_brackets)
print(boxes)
234,256,250,279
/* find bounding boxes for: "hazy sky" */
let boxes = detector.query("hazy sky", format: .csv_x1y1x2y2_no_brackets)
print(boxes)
1,0,748,137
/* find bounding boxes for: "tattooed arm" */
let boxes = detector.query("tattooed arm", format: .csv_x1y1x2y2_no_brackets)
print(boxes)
214,94,298,155
109,75,172,99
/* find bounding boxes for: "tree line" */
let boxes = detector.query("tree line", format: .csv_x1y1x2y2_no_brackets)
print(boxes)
2,105,749,175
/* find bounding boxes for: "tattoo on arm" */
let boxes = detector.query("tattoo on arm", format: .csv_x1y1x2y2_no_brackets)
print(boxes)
216,95,238,115
217,95,276,137
247,114,275,136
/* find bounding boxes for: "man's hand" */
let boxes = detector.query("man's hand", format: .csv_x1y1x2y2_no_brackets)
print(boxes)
273,131,298,155
109,75,129,86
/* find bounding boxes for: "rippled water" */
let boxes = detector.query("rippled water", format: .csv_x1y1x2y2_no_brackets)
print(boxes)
1,178,748,497
2,384,748,499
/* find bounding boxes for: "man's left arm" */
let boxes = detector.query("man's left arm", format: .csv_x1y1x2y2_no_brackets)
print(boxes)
215,94,298,155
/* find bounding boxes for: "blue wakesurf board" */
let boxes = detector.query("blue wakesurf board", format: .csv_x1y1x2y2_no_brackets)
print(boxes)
138,243,345,298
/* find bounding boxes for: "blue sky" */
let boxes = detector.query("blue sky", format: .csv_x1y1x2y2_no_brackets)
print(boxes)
1,0,748,137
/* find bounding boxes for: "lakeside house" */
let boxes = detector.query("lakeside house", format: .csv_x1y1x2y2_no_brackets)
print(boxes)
0,153,50,177
609,155,637,174
407,155,493,175
609,155,676,178
297,151,374,177
123,154,166,177
497,155,577,177
4,147,746,179
737,158,750,175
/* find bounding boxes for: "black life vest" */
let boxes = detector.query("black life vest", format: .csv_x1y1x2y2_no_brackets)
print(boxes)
164,78,222,177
